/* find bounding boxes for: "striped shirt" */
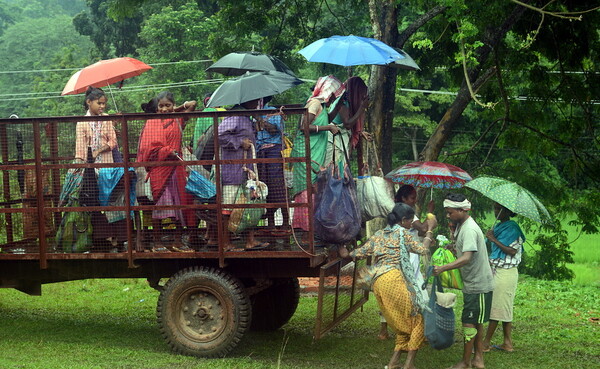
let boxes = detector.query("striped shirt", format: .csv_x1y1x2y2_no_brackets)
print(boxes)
490,237,523,269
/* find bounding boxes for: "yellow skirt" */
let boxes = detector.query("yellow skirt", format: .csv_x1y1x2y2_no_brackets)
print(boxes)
373,269,424,351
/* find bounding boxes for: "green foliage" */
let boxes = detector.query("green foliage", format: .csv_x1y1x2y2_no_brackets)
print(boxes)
521,226,575,281
73,0,143,58
0,15,93,117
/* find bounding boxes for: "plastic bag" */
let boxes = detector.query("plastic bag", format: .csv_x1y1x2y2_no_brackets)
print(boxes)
357,175,395,220
423,266,456,350
228,145,268,233
186,170,216,202
356,140,394,220
56,199,93,253
430,247,464,289
314,162,361,244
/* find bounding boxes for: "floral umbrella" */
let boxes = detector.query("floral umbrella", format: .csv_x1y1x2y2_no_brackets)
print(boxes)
385,161,472,189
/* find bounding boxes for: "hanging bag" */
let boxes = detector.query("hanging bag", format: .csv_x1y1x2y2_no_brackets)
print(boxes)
314,135,361,244
56,197,93,253
228,144,268,234
422,266,456,350
183,147,217,202
356,140,395,220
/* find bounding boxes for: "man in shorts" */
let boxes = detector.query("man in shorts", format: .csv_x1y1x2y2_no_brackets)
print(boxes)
434,193,494,369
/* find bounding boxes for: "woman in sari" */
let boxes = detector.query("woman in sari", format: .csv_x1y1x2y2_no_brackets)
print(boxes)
483,202,525,352
291,75,345,231
323,76,369,167
348,203,437,369
137,91,197,252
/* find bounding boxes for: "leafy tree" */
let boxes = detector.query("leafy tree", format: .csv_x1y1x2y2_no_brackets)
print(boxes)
73,0,143,58
0,15,93,117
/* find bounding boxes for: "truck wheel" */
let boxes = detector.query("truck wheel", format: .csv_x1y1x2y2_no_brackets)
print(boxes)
250,278,300,331
157,266,251,357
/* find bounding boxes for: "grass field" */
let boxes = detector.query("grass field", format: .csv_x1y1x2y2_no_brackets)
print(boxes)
0,274,598,369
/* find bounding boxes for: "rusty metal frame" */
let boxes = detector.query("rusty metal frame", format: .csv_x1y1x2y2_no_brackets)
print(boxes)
0,107,321,271
313,249,369,340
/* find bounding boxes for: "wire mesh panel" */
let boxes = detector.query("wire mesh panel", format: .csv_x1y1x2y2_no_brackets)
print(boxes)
0,107,322,263
314,255,369,339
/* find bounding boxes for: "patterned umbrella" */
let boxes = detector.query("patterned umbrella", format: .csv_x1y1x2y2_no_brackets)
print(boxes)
465,176,551,223
384,161,472,189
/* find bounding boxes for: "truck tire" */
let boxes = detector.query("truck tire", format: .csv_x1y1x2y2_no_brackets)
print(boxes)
250,277,300,331
157,266,251,357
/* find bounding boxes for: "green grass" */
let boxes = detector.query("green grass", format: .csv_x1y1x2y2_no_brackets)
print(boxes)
1,276,599,369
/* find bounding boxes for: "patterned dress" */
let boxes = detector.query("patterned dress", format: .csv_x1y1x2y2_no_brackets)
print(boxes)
351,224,429,351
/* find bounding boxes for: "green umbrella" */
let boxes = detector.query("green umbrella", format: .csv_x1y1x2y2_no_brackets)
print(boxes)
464,176,551,223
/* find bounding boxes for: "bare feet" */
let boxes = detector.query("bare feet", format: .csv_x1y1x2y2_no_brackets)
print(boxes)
492,344,514,352
446,362,471,369
338,245,349,258
378,332,390,340
245,241,270,250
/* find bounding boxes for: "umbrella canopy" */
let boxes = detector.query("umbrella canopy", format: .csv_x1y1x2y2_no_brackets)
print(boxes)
465,176,551,223
206,51,296,77
385,161,472,189
61,57,152,96
390,49,420,71
298,35,403,67
206,71,303,108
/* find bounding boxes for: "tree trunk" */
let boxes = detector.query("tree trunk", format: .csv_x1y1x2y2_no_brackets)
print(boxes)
366,2,448,173
367,0,398,174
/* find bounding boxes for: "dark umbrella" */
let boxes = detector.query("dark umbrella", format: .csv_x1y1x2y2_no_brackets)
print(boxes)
206,71,303,108
206,51,297,77
16,130,24,194
79,147,99,207
390,49,420,71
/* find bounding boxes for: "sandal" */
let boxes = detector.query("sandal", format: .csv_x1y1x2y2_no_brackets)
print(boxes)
151,246,171,253
171,244,194,253
245,242,270,251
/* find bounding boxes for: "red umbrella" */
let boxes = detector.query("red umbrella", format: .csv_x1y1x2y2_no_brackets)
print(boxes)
61,57,152,96
384,161,472,189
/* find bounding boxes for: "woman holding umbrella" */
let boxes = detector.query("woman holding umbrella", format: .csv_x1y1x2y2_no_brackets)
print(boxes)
291,75,345,231
323,76,369,166
75,87,117,164
482,202,525,353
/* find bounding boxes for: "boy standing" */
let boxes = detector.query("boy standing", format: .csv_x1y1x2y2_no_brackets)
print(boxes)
434,193,494,369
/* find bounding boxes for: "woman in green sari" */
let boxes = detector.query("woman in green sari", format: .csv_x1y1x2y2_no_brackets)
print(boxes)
291,75,345,231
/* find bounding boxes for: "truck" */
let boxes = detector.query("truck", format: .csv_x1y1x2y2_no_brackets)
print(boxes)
0,107,367,357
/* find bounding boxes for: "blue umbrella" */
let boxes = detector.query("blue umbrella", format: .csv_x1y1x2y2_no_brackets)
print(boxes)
298,35,403,67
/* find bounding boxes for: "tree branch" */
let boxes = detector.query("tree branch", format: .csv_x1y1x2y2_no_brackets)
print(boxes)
446,118,503,157
397,5,448,48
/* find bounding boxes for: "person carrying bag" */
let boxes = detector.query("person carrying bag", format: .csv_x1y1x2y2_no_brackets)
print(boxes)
228,144,268,234
422,266,456,350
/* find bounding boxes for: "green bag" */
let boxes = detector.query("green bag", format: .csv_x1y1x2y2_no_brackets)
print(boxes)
227,183,266,234
429,247,464,289
56,200,93,253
